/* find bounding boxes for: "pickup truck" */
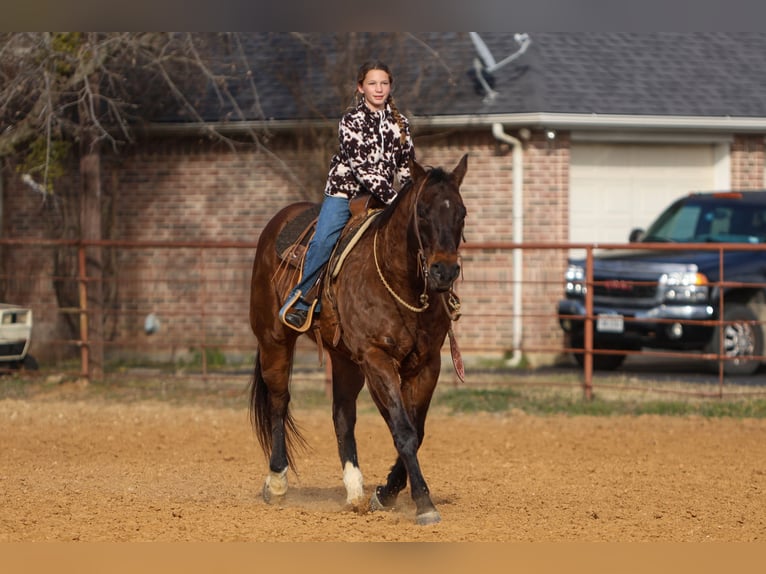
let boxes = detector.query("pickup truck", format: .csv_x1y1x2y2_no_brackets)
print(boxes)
0,303,37,371
557,191,766,376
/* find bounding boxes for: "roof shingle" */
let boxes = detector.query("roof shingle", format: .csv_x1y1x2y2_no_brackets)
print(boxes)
150,32,766,124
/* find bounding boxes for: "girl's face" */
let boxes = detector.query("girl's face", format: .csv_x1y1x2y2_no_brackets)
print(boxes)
357,69,391,111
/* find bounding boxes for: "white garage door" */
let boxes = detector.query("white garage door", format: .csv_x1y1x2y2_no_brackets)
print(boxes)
570,142,721,247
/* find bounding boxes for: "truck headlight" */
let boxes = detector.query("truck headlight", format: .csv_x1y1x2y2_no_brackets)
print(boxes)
660,271,709,303
565,264,586,296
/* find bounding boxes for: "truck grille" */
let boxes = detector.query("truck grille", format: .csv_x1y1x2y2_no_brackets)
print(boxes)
593,279,657,299
0,342,26,356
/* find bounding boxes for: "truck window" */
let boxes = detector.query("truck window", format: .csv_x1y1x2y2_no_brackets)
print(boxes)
655,205,700,241
708,207,732,236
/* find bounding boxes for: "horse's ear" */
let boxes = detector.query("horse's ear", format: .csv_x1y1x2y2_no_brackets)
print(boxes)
451,154,468,187
410,158,426,181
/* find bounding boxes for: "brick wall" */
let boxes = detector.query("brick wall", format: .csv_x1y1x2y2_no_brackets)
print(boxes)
2,128,763,368
731,134,765,190
520,132,570,360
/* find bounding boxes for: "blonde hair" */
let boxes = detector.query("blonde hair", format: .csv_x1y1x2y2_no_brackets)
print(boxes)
355,60,408,145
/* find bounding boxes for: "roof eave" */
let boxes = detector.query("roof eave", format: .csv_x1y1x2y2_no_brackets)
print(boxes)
138,112,766,136
415,112,766,133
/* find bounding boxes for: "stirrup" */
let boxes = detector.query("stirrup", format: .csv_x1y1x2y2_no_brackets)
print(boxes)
279,291,319,333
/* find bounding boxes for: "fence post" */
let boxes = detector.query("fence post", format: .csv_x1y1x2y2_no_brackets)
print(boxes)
200,247,208,377
583,247,594,400
717,246,725,397
78,243,89,380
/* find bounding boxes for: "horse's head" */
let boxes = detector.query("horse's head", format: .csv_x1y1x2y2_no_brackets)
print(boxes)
410,154,468,292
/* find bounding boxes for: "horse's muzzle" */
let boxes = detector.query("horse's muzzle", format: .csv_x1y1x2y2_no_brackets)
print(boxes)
429,260,461,291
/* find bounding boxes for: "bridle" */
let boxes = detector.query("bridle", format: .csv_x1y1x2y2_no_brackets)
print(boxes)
372,172,462,316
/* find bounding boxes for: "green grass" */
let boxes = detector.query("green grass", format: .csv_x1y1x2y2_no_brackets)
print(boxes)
434,387,522,413
432,386,766,418
3,369,766,419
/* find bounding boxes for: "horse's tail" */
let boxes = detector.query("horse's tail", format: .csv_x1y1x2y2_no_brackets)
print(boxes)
248,349,307,470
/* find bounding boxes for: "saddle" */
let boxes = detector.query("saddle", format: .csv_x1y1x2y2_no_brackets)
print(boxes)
276,194,383,268
274,193,384,301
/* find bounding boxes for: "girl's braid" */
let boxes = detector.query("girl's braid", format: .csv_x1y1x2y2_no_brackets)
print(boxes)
387,95,408,145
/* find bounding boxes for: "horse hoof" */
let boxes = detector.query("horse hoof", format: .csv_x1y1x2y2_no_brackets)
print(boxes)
346,497,367,514
262,481,279,504
369,491,384,512
262,469,288,504
415,510,441,526
369,491,391,512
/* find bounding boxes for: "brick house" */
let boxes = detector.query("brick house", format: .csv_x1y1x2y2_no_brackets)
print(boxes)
3,32,766,369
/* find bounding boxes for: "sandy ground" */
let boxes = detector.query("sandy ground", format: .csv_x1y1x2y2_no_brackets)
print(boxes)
1,384,765,542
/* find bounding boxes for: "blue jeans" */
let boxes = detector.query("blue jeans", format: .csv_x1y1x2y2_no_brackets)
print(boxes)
289,195,350,312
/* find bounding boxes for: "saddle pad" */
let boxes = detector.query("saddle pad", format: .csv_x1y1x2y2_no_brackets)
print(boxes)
275,204,321,257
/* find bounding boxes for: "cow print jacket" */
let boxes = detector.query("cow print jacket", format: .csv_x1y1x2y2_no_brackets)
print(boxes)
324,98,415,205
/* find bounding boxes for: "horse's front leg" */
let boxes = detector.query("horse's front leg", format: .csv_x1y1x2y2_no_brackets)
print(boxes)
364,352,441,525
329,352,366,509
370,362,439,516
370,456,407,511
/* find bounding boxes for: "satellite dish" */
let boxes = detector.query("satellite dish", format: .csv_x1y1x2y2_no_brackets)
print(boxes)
469,32,531,101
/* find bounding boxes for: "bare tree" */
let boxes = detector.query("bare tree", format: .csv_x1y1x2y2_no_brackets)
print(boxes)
0,32,461,376
0,33,265,376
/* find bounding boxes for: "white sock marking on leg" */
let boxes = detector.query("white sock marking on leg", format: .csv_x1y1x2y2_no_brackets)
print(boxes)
342,462,364,504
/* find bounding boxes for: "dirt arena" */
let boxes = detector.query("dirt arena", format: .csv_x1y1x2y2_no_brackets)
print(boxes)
1,380,765,542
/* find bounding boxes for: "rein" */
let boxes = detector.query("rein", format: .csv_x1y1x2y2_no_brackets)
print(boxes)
373,175,431,312
373,229,430,312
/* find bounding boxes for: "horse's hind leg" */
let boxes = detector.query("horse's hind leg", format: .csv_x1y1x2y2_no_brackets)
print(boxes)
250,339,301,503
329,352,366,509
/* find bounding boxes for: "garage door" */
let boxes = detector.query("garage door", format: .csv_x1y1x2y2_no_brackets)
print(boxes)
569,142,721,247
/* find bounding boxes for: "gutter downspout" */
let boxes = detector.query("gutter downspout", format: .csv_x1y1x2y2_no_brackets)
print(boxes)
491,123,524,367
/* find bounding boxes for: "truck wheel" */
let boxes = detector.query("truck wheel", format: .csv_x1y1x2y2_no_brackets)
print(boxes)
570,335,627,370
706,303,764,376
573,351,627,371
22,354,39,371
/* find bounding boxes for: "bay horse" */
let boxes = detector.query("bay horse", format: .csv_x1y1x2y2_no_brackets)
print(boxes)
248,155,467,525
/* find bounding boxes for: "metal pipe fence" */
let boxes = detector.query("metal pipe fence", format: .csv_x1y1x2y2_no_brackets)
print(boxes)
2,237,765,399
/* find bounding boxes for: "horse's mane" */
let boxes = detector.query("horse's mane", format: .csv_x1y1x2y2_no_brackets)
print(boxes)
373,166,452,229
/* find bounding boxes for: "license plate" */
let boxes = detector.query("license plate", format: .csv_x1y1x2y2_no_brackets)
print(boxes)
597,314,624,333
